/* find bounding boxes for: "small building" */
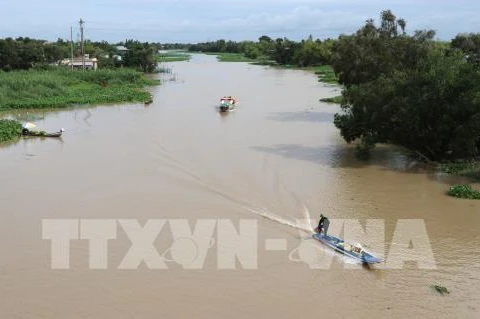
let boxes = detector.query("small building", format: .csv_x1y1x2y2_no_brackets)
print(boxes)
114,46,129,61
60,54,98,70
116,46,128,56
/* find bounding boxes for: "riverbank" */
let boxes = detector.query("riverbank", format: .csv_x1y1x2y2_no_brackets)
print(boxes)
438,162,480,199
320,96,343,103
205,52,258,62
158,51,191,62
0,68,159,111
203,52,340,85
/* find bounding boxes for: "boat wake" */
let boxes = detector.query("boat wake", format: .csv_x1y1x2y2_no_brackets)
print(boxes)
242,205,314,234
153,145,376,265
155,143,266,210
155,144,315,235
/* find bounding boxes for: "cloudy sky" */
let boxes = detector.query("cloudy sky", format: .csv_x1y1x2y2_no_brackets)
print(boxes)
1,0,478,43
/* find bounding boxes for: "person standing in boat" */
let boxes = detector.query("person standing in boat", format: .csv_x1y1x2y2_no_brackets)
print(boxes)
21,123,30,135
315,214,330,237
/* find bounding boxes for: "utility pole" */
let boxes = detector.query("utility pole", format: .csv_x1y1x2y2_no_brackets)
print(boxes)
70,26,74,70
79,18,85,71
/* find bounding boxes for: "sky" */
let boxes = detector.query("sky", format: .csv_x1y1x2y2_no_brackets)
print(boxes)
1,0,478,43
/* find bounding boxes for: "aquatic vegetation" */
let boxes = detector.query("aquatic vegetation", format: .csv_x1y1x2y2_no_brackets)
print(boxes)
320,95,343,104
0,119,21,142
446,185,480,200
438,161,480,182
313,65,338,84
207,52,257,62
0,68,159,110
440,162,480,199
438,161,478,174
157,66,173,73
157,51,191,62
250,58,277,66
431,285,450,295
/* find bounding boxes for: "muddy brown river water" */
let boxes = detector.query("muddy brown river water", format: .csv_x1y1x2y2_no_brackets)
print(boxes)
1,54,479,318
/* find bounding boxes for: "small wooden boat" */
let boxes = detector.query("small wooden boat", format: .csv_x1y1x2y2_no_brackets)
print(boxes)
312,233,383,264
22,129,63,138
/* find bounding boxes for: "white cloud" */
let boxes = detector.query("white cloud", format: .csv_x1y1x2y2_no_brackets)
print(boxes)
0,0,478,42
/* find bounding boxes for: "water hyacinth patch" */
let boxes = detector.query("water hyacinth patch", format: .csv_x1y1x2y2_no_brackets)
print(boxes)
0,119,22,142
446,184,480,200
431,285,450,295
0,68,159,110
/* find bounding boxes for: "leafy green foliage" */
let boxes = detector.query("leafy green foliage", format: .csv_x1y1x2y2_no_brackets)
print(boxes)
188,35,335,69
295,37,334,67
0,37,119,71
0,36,165,74
332,11,434,87
0,37,44,70
446,185,480,200
332,10,480,161
451,33,480,65
0,119,22,142
123,40,159,73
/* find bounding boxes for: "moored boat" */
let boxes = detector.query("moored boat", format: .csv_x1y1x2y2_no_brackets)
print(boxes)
312,233,383,264
22,129,63,138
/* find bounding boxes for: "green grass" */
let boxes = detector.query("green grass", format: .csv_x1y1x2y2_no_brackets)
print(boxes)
157,52,191,62
0,119,22,142
320,95,343,104
446,185,480,199
0,68,159,110
206,52,257,62
311,65,339,84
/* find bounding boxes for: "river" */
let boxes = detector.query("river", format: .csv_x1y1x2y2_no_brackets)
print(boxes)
0,54,479,318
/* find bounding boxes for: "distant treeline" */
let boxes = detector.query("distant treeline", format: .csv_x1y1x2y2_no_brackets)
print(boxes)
0,38,161,72
188,35,334,67
187,31,480,71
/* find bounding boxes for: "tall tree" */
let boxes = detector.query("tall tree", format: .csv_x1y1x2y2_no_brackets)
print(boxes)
331,10,480,161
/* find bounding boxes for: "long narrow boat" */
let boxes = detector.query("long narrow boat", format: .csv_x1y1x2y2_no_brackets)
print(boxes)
22,130,63,138
312,233,383,264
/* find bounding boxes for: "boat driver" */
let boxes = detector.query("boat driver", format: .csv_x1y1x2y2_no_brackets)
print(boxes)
315,214,330,236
